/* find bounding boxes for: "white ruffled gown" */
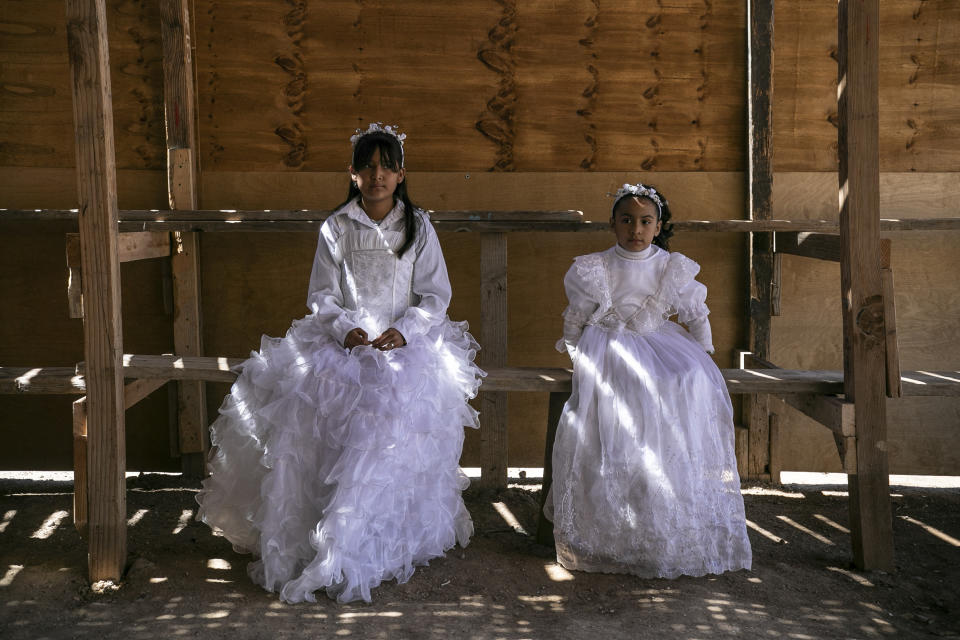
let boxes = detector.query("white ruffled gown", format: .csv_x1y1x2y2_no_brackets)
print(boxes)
196,200,484,604
547,244,751,577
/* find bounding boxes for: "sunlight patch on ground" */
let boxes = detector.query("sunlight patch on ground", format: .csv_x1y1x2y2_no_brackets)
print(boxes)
172,509,193,535
745,518,787,544
776,515,834,546
127,509,149,526
1,564,24,587
206,558,232,570
813,513,850,534
30,510,68,539
741,486,805,498
826,567,874,587
544,563,574,582
898,515,960,547
492,501,528,535
781,472,960,488
0,509,15,533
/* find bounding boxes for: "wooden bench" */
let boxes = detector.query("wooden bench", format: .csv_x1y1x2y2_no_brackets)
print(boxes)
4,356,958,545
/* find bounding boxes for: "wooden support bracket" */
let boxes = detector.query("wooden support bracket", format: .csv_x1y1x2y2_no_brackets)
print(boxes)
775,233,890,266
66,231,171,268
65,232,171,319
776,393,855,437
123,378,169,409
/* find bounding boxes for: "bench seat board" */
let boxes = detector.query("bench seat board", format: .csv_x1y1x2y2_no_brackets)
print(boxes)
4,358,957,397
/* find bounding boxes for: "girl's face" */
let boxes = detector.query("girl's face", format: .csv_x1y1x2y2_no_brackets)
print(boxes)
611,197,661,252
350,147,405,208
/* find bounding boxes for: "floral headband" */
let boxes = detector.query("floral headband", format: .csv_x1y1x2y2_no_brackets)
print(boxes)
350,122,407,167
612,183,664,219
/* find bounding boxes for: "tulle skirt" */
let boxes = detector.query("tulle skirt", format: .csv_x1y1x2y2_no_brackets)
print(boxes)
196,313,484,603
547,321,752,577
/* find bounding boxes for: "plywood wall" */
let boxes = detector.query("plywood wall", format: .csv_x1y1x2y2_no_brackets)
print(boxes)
6,1,958,172
1,1,958,473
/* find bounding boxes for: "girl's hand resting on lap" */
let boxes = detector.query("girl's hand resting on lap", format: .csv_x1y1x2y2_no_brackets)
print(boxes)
371,327,406,351
344,328,370,350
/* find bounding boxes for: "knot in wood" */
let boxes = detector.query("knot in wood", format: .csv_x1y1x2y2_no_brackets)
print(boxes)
855,295,885,341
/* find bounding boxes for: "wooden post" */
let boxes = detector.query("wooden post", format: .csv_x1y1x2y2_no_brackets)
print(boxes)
838,0,894,571
65,0,127,582
72,397,88,538
161,0,207,474
535,391,568,546
746,0,775,480
479,232,508,488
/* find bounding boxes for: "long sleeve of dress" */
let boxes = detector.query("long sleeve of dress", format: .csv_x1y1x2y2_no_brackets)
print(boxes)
675,276,714,354
558,262,600,358
391,217,452,341
306,218,366,345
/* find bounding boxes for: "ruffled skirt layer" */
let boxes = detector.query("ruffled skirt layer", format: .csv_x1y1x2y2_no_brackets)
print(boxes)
548,321,752,578
196,314,484,603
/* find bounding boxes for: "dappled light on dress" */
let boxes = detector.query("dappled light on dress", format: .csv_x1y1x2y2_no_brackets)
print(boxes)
548,244,751,578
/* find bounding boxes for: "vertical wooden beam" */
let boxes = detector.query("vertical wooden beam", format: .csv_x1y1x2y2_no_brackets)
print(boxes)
479,232,508,488
67,266,84,319
169,156,206,471
880,267,901,398
159,0,196,151
768,411,781,484
160,0,207,473
746,0,775,479
72,397,88,538
536,391,568,546
65,0,126,582
838,0,894,571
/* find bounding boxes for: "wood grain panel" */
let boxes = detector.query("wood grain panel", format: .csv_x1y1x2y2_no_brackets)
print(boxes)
103,0,165,170
592,1,745,171
3,2,958,173
879,1,960,172
0,1,73,168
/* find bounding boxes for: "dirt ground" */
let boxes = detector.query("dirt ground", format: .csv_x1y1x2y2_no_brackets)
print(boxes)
1,472,958,640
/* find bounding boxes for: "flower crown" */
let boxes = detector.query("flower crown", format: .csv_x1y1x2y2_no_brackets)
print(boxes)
350,122,407,167
612,183,664,218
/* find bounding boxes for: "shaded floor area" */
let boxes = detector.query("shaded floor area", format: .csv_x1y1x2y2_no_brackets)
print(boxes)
1,472,958,639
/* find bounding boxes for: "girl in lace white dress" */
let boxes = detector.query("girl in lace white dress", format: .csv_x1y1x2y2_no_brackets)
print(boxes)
196,124,484,604
547,183,751,578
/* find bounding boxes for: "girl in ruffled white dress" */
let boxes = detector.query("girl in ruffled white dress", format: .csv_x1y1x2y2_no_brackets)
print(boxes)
196,124,484,604
547,183,751,578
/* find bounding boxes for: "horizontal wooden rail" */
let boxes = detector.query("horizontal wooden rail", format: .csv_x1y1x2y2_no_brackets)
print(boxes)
4,356,958,396
3,209,960,233
66,231,171,267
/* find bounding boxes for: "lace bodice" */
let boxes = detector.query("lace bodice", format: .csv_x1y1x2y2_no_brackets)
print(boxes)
558,245,713,353
307,199,452,343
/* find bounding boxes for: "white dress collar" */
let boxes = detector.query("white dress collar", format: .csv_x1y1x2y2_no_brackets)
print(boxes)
613,244,657,261
342,197,405,228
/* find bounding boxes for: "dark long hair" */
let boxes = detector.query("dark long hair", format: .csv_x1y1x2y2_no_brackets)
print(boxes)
335,130,418,257
611,187,675,251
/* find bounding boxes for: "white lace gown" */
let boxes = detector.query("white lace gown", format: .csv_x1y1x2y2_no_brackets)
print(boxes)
547,244,752,577
196,199,484,604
